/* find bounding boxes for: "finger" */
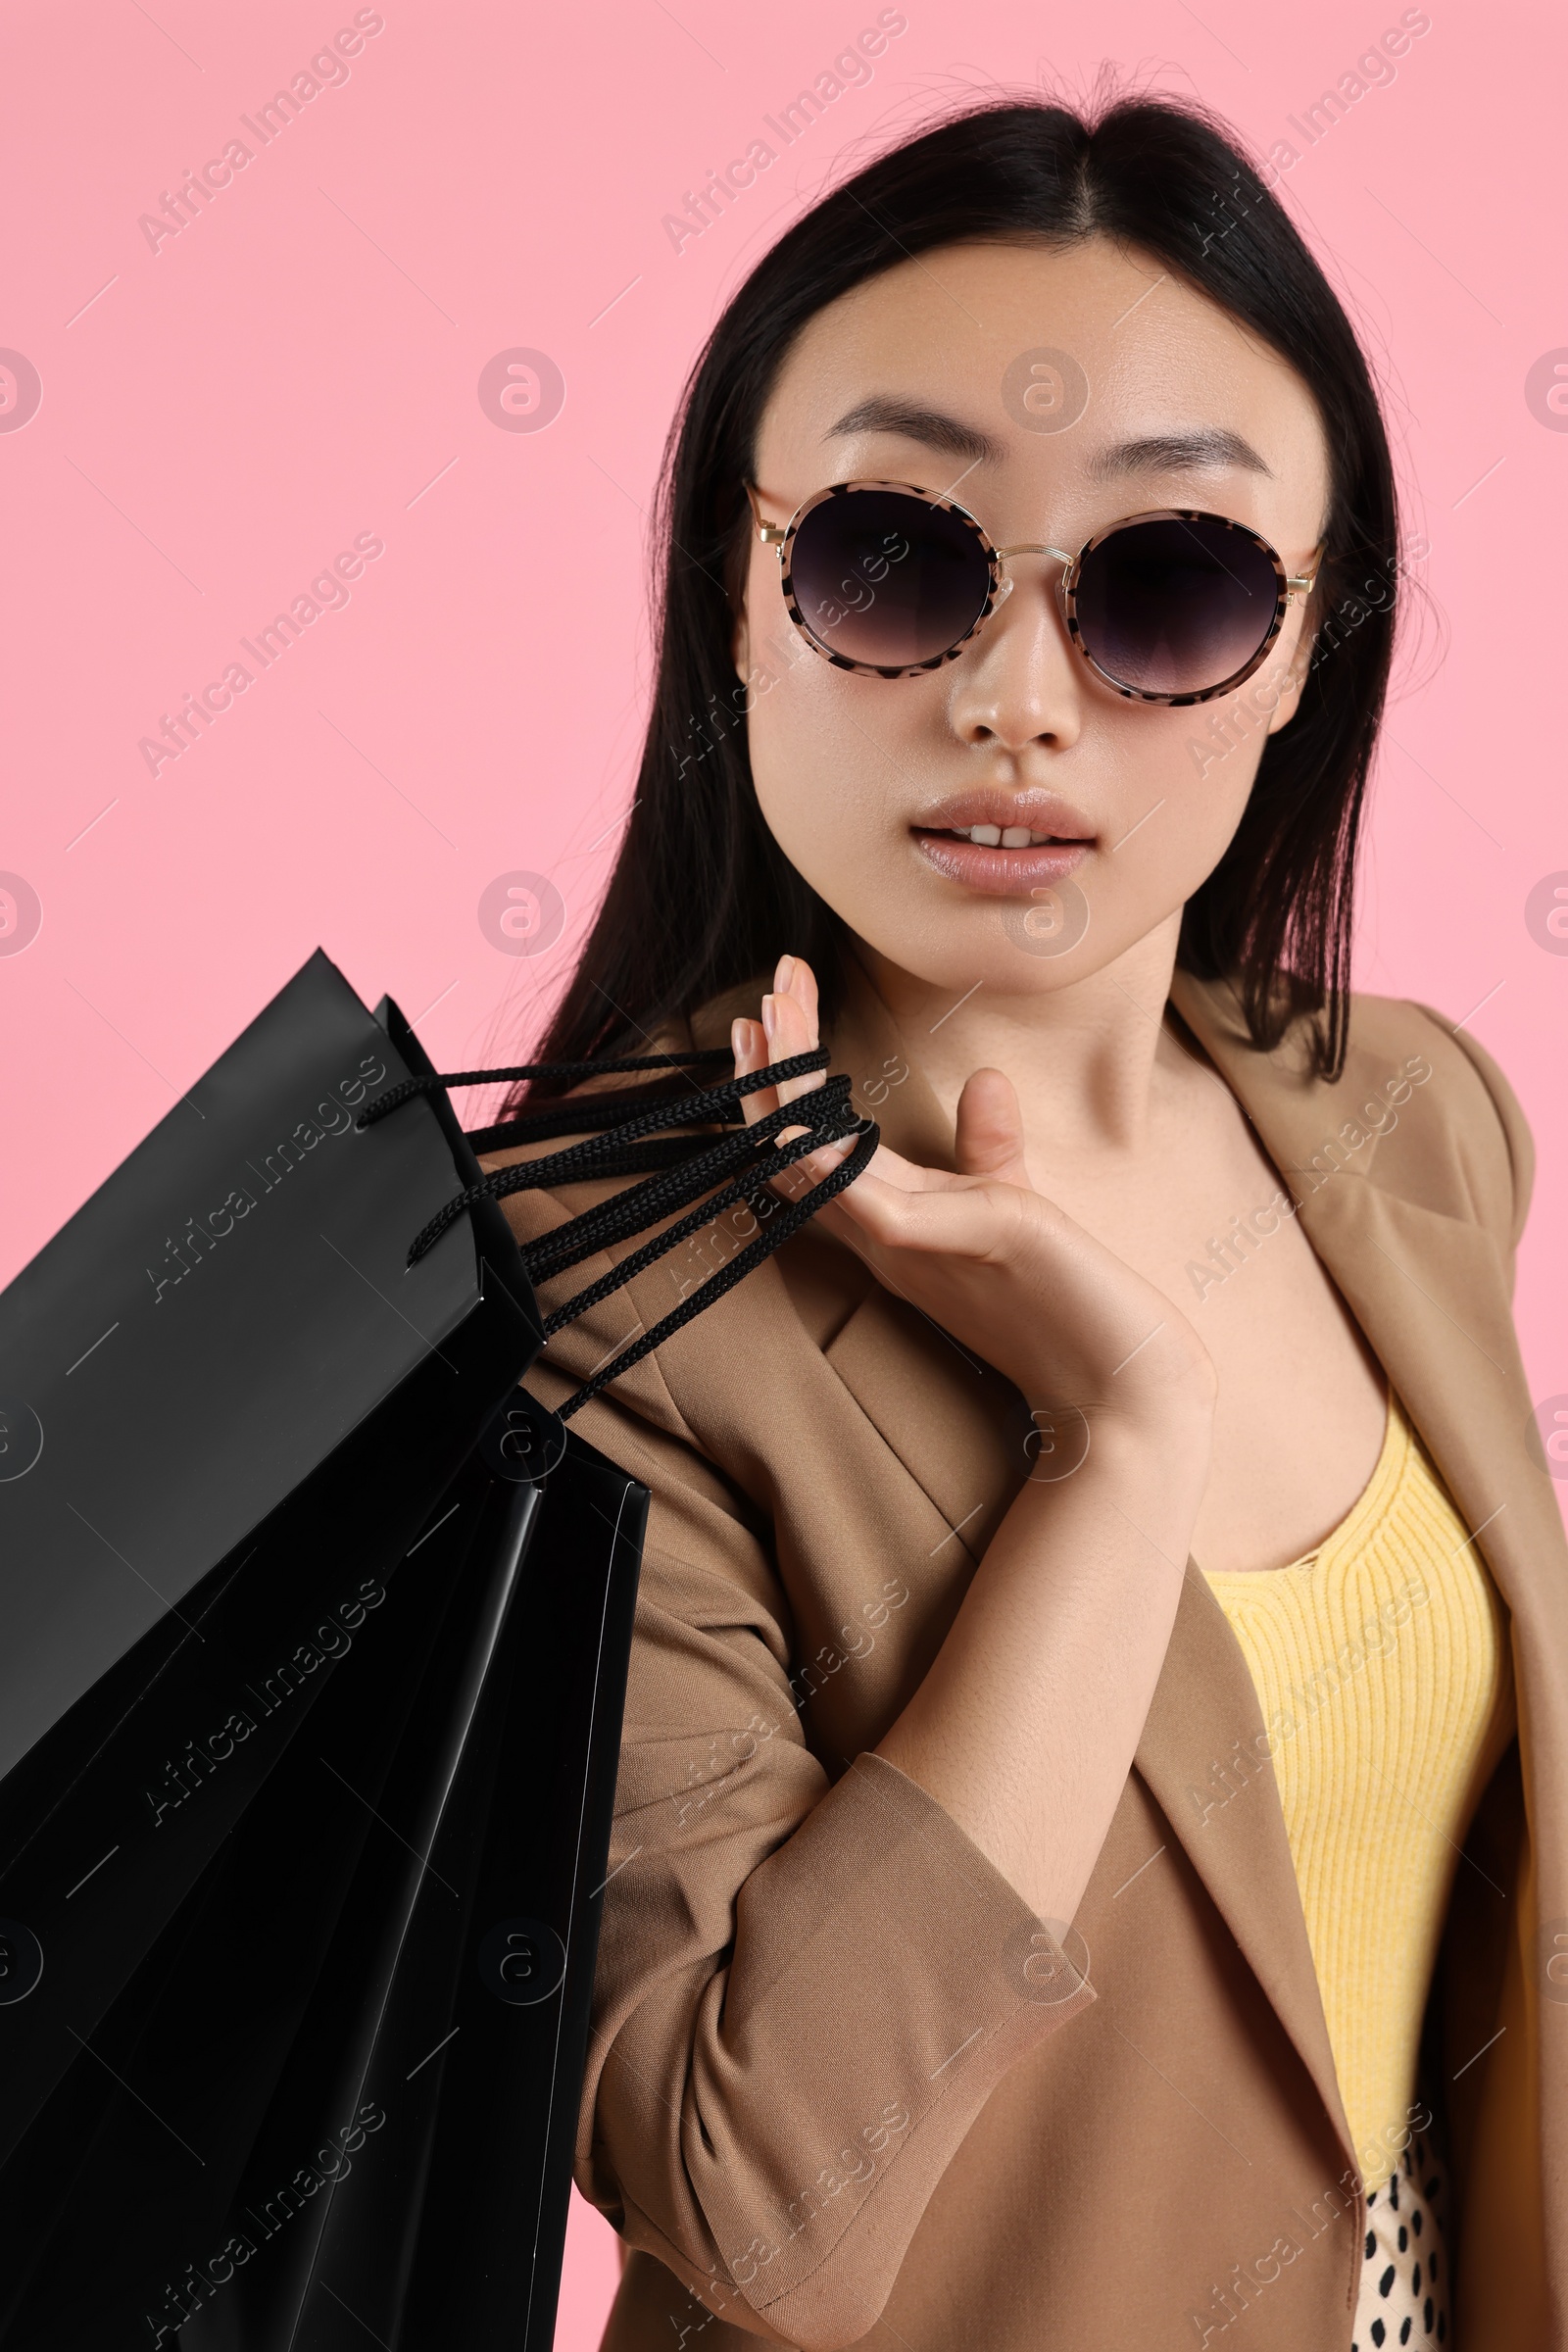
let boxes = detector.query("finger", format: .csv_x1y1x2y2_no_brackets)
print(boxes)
735,1010,852,1213
770,1133,974,1269
760,982,825,1149
731,1016,776,1128
766,1035,837,1186
828,1136,965,1196
761,964,867,1192
832,1162,1029,1259
954,1067,1033,1187
779,953,818,1034
760,959,824,1114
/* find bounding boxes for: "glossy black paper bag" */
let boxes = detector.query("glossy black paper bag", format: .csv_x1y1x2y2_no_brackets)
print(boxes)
0,951,567,2343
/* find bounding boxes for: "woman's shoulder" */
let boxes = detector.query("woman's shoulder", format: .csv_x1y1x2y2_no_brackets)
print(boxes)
1344,987,1533,1250
1175,968,1534,1253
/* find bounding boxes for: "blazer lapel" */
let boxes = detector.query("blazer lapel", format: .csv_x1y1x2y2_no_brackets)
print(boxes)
1131,1570,1354,2149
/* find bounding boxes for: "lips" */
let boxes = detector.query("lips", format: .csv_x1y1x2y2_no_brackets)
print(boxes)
910,790,1096,897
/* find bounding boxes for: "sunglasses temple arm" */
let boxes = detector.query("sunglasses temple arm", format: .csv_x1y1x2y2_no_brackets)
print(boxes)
1287,542,1328,599
743,481,789,548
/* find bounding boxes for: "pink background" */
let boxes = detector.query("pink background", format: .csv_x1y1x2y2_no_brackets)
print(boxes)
2,2,1565,2341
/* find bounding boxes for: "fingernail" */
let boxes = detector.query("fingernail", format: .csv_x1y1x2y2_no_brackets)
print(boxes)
775,954,795,993
760,996,777,1043
731,1018,747,1060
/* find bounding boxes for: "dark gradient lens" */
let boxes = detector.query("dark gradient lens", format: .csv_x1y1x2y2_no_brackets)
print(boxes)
786,489,992,668
1073,514,1281,695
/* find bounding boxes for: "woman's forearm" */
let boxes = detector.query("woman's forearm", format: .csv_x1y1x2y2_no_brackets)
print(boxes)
873,1419,1207,1929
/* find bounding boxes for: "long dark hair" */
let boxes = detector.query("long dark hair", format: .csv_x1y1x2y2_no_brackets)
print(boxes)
514,91,1403,1101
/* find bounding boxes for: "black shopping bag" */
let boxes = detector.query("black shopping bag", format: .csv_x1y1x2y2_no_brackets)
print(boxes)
0,949,875,2350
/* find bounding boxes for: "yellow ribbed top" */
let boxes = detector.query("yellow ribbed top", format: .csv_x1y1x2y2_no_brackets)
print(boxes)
1200,1389,1514,2190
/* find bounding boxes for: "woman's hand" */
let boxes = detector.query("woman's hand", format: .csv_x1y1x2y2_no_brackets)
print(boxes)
732,955,1216,1445
735,953,1216,1928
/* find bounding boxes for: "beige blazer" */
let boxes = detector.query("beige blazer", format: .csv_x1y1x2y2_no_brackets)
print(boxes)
484,962,1568,2352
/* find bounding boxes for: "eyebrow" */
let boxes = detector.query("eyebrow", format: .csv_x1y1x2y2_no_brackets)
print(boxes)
1089,427,1273,480
824,397,1273,479
825,398,998,463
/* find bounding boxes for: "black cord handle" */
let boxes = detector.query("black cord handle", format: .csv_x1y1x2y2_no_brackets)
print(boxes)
514,1077,857,1282
356,1048,733,1130
381,1052,833,1265
362,1046,877,1418
556,1119,878,1420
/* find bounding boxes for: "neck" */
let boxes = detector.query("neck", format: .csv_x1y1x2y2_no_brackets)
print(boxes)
856,915,1195,1162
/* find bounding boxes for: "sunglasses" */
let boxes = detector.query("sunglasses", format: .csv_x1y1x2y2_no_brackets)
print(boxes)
748,479,1323,706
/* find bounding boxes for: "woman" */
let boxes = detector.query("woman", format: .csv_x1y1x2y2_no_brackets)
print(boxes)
483,96,1566,2351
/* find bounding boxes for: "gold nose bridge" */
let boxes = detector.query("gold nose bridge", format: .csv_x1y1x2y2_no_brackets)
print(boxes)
993,543,1074,564
989,544,1074,616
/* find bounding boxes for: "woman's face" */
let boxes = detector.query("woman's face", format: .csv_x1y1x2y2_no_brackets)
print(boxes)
734,236,1333,1002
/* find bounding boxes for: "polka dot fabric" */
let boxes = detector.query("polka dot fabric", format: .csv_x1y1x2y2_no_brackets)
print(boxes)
1351,2127,1448,2349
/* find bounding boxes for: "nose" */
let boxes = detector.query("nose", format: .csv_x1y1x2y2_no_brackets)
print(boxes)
949,547,1085,755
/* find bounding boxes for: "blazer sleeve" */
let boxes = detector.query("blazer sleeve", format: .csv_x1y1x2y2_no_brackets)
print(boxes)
504,1191,1096,2351
1409,1001,1537,1270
